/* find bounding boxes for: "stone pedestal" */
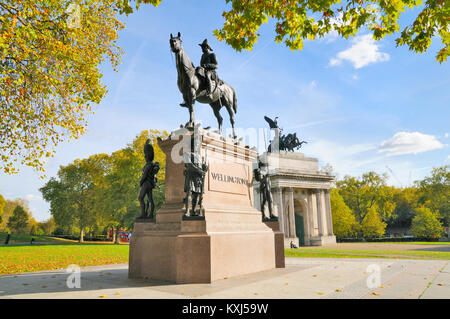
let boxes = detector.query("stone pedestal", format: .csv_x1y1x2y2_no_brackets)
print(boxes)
129,128,284,283
264,221,285,268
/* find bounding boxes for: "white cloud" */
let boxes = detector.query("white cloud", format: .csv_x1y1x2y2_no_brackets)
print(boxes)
379,132,444,156
329,34,390,69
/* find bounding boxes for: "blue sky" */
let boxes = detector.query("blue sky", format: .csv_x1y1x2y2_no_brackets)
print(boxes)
1,0,449,221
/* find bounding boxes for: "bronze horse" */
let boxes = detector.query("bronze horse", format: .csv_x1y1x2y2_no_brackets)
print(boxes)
170,33,237,138
268,132,307,152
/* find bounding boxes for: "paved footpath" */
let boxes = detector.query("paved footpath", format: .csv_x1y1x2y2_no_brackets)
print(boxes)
0,258,448,299
301,242,450,253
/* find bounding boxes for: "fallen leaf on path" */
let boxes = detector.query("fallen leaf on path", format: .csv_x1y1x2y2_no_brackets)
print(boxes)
41,285,47,288
335,289,342,292
372,292,381,296
99,295,106,298
317,292,324,295
437,283,445,286
115,292,121,295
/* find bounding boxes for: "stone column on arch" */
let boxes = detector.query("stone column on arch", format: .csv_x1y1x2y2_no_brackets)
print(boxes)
302,197,311,245
307,189,316,237
316,189,324,237
287,188,296,238
324,189,334,236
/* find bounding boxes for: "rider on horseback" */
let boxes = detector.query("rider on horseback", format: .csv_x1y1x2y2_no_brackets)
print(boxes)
180,39,218,107
199,39,218,99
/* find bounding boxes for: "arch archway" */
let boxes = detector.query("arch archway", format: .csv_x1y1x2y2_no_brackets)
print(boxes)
294,199,307,246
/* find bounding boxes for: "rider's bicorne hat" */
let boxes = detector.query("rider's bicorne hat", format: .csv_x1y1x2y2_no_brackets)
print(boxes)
199,39,213,51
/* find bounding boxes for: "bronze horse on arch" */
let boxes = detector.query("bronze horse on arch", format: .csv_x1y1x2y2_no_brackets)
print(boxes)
170,33,237,138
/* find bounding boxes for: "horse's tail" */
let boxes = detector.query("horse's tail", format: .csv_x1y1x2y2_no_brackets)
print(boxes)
232,86,237,114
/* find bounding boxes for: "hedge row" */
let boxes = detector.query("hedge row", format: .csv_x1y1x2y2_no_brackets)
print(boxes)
52,234,110,242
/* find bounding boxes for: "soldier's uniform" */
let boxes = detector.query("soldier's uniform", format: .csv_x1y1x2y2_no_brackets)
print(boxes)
184,162,205,194
141,162,159,188
199,39,218,97
254,162,274,219
183,152,208,217
138,141,160,219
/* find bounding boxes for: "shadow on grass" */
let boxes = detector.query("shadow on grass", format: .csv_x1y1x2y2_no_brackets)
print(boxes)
410,246,450,253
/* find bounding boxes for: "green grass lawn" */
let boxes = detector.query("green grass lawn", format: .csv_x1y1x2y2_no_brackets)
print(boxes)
285,248,450,260
0,244,129,275
0,233,62,244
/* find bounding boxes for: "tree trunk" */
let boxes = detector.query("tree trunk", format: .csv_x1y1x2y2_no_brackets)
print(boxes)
111,227,116,243
79,228,84,243
114,228,121,245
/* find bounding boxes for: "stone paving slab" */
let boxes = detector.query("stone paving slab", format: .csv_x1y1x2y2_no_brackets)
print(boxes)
0,258,448,299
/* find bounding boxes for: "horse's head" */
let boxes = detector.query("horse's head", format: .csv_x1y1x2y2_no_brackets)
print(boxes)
170,32,182,53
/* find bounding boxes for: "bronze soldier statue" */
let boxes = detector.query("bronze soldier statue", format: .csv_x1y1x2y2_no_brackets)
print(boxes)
254,160,276,220
138,140,160,219
183,152,208,217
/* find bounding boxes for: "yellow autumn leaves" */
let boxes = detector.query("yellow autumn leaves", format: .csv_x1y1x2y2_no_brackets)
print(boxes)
0,0,124,176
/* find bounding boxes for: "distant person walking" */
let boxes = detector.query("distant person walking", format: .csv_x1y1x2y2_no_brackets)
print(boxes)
290,241,298,249
4,234,11,245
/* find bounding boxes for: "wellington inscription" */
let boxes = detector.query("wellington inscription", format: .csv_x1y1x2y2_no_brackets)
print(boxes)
208,162,250,196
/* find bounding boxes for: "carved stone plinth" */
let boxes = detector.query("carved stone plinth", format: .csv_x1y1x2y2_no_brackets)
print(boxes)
128,128,284,283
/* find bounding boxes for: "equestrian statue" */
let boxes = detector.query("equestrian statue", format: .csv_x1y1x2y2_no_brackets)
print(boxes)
170,32,238,138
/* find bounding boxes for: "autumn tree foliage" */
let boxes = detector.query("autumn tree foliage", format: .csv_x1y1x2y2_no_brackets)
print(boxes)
410,207,444,239
360,204,387,237
0,0,125,174
0,197,32,232
212,0,449,63
332,166,449,239
0,193,5,225
7,204,29,233
330,188,359,238
336,171,396,223
40,153,112,242
416,165,450,226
